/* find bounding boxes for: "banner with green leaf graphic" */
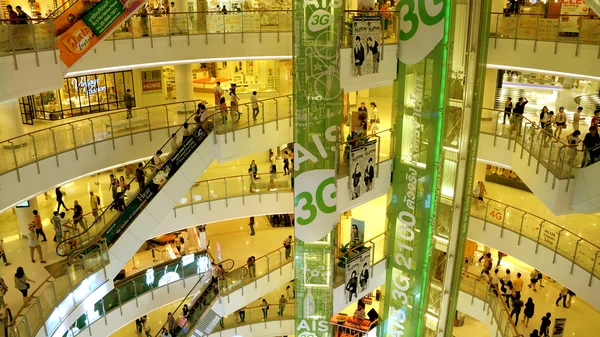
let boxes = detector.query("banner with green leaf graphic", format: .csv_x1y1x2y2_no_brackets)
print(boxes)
383,1,450,337
293,0,343,335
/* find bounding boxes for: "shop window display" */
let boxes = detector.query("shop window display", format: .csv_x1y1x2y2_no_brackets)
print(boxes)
19,71,135,122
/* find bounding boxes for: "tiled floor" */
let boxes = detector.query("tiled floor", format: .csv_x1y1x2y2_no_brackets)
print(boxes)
466,248,600,337
453,315,491,337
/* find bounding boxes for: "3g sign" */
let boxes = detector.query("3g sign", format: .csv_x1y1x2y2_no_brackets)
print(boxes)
304,0,342,32
398,0,446,65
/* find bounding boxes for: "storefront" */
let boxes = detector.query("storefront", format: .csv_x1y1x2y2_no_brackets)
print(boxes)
19,70,135,122
493,69,600,121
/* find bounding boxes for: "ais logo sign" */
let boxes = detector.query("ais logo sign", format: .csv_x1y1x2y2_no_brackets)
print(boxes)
304,0,342,32
398,0,445,64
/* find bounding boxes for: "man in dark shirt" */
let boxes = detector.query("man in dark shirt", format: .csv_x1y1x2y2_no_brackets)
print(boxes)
511,97,528,136
124,89,134,119
72,200,86,230
510,297,524,324
582,127,600,167
539,312,552,337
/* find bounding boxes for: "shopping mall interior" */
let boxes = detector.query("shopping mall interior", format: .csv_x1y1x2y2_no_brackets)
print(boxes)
2,0,600,337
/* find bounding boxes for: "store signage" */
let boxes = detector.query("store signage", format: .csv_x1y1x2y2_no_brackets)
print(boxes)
142,80,163,92
72,78,107,95
294,0,343,335
82,126,208,256
384,1,450,337
55,0,147,67
552,318,567,337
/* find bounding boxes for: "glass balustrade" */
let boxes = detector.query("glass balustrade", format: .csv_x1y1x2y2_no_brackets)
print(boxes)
480,108,586,181
62,251,211,337
0,95,291,177
7,103,213,337
469,197,600,284
490,12,600,46
213,302,295,331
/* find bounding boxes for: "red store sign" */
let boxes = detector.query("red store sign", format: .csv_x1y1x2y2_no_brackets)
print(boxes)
142,80,163,92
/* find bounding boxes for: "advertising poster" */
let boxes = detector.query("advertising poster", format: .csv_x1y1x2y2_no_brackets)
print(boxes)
349,218,365,247
352,16,381,76
383,1,449,337
349,140,377,200
359,247,372,293
345,255,361,304
54,0,147,67
559,1,589,34
552,318,567,337
293,0,343,333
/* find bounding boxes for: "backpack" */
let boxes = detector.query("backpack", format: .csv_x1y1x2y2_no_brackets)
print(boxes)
96,196,101,205
484,259,492,270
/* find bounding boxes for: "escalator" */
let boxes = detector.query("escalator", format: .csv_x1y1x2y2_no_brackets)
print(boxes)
7,116,215,337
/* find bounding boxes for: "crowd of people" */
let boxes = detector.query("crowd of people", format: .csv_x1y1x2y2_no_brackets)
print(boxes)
477,253,576,337
502,97,600,168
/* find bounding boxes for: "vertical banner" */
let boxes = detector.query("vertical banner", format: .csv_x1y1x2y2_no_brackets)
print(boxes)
383,1,449,337
359,247,371,292
349,140,377,199
345,255,361,304
352,16,382,76
293,0,343,335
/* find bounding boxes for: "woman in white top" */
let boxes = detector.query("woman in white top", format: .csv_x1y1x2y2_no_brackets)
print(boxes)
28,225,45,264
554,106,567,139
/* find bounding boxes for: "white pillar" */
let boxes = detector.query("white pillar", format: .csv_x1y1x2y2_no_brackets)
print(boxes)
15,197,39,238
174,63,195,114
0,99,25,142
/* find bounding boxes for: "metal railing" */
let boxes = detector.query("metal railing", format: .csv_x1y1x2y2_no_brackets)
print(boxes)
0,94,292,179
470,196,600,287
61,251,213,337
212,302,295,331
0,10,398,68
490,12,600,55
456,270,520,337
480,107,589,190
7,98,214,337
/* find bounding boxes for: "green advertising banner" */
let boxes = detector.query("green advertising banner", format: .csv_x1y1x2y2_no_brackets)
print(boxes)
83,0,126,37
383,1,450,337
293,0,343,335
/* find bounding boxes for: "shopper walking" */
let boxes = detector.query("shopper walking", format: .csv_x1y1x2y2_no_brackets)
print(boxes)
250,160,258,179
214,81,222,106
248,216,256,236
556,286,568,308
566,289,576,308
278,294,287,316
479,252,492,279
283,235,292,260
503,97,513,124
0,240,12,267
136,163,146,189
554,107,567,139
219,96,228,125
261,299,269,320
51,211,62,243
511,97,528,136
283,151,290,175
32,210,48,242
14,267,35,305
56,186,67,212
528,268,540,292
523,297,535,328
238,306,246,322
539,312,552,337
90,191,100,221
582,126,600,167
166,312,176,335
143,321,152,337
229,84,240,123
510,296,523,325
124,89,134,118
573,106,584,131
490,268,500,296
251,91,259,121
28,224,45,263
72,200,86,230
503,280,514,307
247,256,256,278
513,272,523,299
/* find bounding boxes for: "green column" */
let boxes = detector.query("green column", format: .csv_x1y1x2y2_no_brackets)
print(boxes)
383,1,451,337
293,0,344,336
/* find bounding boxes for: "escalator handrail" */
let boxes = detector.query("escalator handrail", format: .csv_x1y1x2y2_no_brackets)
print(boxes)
55,110,217,258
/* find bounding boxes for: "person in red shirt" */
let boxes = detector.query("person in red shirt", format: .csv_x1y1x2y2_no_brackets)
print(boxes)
592,109,599,132
5,5,18,24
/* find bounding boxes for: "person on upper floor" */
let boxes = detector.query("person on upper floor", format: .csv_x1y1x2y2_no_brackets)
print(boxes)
582,126,600,167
